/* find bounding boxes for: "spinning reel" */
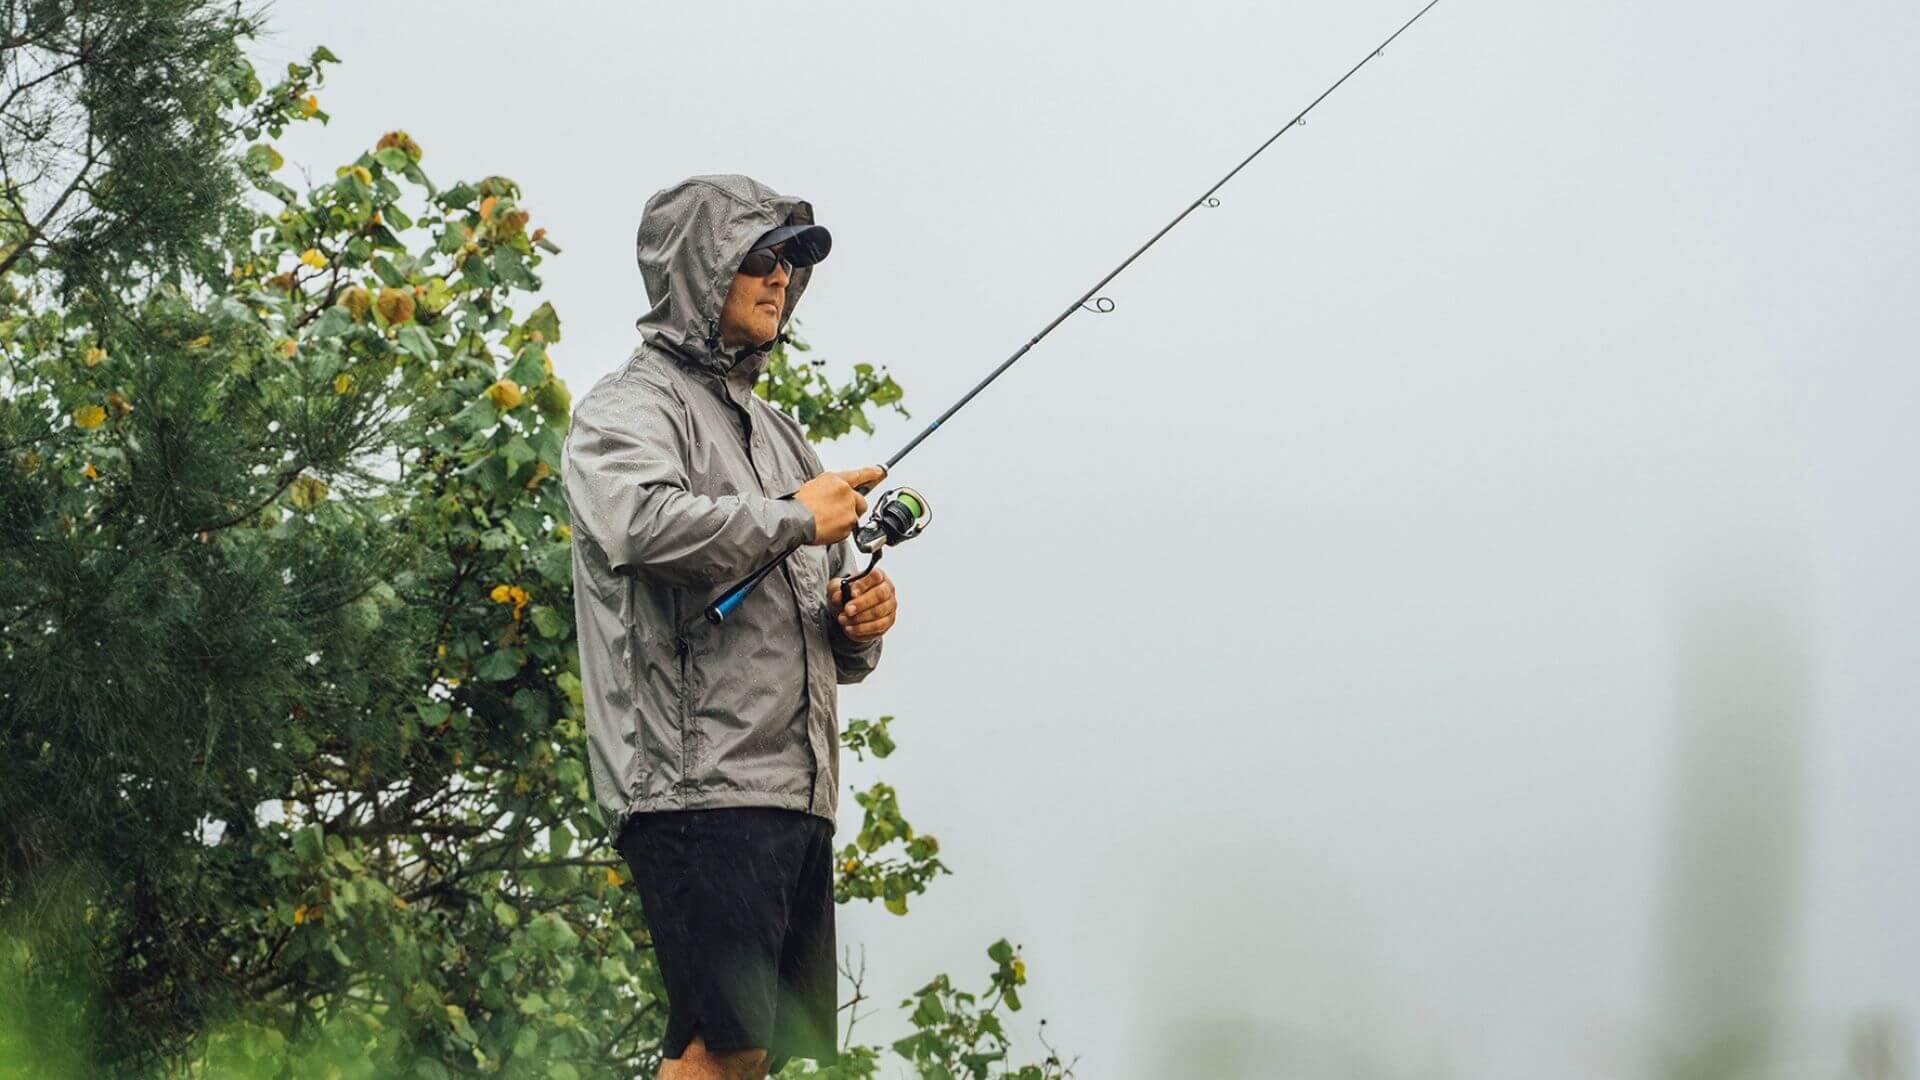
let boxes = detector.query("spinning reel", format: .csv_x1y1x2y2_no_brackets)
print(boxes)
840,487,931,605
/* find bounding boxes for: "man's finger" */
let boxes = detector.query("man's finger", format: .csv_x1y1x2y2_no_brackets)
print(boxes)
841,603,894,630
836,465,888,493
843,597,895,626
841,581,895,619
841,572,890,609
842,607,895,636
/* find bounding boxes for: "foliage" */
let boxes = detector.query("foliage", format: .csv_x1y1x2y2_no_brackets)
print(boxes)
782,943,1074,1080
886,940,1069,1080
0,0,304,289
0,8,1069,1077
757,330,909,442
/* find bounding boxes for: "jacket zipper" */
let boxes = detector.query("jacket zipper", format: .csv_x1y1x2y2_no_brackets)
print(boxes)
674,634,692,776
724,383,821,796
671,580,693,788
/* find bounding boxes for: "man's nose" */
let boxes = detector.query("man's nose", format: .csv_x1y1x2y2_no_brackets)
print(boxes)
767,261,790,287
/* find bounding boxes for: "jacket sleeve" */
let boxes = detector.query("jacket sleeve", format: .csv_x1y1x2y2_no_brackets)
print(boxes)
562,376,816,587
826,535,884,684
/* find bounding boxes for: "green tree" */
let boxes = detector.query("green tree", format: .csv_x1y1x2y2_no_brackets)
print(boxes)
0,9,1071,1078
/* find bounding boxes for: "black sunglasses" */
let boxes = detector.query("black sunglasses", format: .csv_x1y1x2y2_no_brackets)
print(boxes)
738,243,796,279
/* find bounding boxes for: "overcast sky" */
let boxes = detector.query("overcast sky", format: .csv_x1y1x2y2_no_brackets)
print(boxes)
257,1,1919,1076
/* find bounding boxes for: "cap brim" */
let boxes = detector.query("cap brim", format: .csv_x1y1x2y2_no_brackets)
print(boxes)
749,222,832,267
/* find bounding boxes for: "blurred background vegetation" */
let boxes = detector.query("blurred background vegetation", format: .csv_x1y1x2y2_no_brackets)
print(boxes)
0,2,1061,1075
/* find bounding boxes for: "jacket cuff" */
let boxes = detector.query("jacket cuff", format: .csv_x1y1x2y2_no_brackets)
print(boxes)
830,623,883,683
774,495,816,548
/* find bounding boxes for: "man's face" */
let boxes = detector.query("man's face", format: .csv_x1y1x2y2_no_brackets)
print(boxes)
717,243,791,348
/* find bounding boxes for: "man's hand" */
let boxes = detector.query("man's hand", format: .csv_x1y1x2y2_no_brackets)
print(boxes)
829,567,897,641
794,466,886,545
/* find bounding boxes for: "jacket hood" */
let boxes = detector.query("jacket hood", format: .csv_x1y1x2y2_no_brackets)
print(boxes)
634,174,818,380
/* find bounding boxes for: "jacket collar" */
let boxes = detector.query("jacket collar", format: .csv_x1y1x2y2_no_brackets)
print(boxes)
656,330,787,404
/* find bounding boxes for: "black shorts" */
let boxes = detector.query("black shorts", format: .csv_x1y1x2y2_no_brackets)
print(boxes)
615,807,838,1071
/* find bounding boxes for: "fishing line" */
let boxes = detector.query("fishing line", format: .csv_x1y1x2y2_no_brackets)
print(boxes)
707,0,1445,624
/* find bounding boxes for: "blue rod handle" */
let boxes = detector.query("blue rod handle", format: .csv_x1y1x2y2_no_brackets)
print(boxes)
704,551,791,623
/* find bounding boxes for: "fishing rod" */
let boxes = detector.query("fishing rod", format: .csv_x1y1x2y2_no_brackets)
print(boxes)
706,0,1445,624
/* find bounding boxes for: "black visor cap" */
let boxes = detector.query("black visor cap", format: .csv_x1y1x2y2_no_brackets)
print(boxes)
748,222,831,267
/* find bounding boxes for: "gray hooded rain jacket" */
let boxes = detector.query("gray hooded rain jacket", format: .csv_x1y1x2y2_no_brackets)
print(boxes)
563,175,882,844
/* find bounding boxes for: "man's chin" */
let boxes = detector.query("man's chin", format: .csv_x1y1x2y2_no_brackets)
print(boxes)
718,316,782,351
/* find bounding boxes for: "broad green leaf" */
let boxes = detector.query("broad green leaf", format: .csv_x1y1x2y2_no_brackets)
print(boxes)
292,824,325,863
474,649,522,681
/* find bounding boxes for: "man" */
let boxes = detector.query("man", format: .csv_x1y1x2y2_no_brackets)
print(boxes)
562,174,899,1079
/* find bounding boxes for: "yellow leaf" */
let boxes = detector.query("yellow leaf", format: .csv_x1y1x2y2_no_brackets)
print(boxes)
299,248,328,270
374,287,414,326
280,338,298,358
391,896,410,912
84,346,106,367
289,474,329,509
82,461,98,481
554,523,572,542
299,94,318,117
605,867,622,887
72,404,106,429
333,372,353,395
1011,958,1027,983
486,379,523,411
187,334,212,349
542,353,553,376
106,393,132,417
293,904,307,925
479,195,497,221
490,584,512,604
376,130,422,162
